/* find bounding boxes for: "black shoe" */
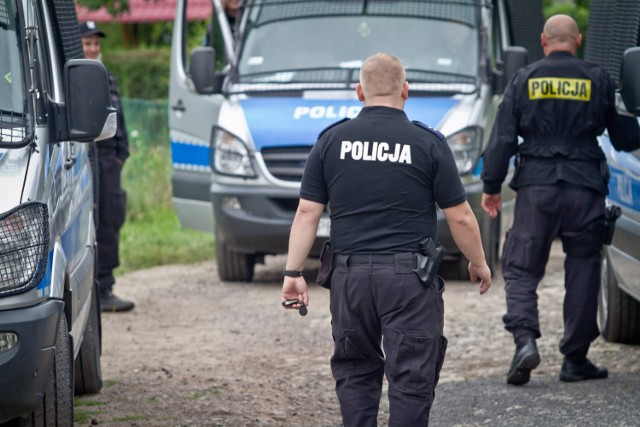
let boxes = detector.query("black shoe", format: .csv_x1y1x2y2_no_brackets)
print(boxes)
559,358,608,382
100,291,135,313
507,339,541,386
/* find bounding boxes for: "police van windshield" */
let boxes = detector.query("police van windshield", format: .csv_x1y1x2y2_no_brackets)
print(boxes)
233,0,479,89
0,0,28,147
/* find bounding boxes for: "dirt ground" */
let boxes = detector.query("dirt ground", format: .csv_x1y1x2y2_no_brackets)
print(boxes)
76,241,640,426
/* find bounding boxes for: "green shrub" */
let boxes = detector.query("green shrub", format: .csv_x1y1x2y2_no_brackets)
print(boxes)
103,49,171,100
114,98,215,274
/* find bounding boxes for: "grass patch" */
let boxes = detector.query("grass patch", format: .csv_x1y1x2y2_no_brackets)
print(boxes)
189,387,221,400
116,207,214,275
73,396,104,422
113,415,149,423
74,409,104,424
74,399,104,407
111,99,215,275
103,379,122,387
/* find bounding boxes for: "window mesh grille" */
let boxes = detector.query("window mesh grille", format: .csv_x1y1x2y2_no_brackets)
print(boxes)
0,202,49,297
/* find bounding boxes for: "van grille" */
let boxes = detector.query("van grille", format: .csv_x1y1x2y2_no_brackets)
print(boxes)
261,146,312,182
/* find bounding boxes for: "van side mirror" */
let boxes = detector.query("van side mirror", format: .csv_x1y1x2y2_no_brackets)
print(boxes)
620,47,640,116
493,46,529,95
63,59,116,142
190,47,222,94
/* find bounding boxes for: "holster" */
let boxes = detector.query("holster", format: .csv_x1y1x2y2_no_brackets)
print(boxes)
412,238,446,287
316,240,334,289
602,205,622,245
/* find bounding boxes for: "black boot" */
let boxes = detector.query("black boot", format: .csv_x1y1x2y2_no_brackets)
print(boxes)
100,290,135,312
507,338,540,386
559,358,608,382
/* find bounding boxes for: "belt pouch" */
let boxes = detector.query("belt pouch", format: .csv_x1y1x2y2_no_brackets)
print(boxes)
316,240,334,289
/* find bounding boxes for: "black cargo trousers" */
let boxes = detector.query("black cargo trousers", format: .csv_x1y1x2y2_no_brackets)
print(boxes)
501,185,605,360
329,252,447,427
96,151,127,294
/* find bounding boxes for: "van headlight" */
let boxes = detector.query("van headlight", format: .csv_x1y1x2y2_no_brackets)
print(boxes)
446,127,482,175
210,126,257,178
0,202,49,297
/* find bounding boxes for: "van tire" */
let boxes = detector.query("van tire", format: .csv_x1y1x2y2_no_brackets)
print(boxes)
216,238,255,282
16,317,73,426
598,250,640,344
74,281,103,395
447,211,500,281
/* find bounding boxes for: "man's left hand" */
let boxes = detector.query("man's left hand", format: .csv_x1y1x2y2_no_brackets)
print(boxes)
481,193,502,219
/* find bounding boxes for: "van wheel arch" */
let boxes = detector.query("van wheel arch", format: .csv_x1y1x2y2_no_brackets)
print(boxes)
598,250,640,344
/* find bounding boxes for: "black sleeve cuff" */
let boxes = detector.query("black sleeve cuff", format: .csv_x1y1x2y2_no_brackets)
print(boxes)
483,182,502,194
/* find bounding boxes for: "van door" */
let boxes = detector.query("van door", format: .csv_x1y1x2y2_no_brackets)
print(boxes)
169,0,232,233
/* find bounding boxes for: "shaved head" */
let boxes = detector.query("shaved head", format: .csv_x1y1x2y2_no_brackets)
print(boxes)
358,53,407,106
541,14,582,55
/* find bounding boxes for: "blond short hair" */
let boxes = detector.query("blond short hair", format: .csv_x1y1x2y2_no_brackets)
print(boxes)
359,53,406,98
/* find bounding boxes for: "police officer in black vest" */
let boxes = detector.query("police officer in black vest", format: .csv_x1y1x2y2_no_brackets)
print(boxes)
80,21,134,312
282,53,492,427
481,15,640,386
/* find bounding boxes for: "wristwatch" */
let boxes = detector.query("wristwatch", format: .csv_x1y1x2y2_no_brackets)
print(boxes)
282,269,303,277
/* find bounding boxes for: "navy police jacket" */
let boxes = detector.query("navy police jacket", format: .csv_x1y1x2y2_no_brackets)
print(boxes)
481,50,640,196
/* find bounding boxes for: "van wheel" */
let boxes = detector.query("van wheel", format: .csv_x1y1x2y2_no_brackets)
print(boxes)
74,281,103,395
216,238,255,282
598,251,640,344
16,317,73,426
448,211,500,281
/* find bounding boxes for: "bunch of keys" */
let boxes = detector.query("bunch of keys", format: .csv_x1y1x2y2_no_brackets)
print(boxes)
282,299,308,316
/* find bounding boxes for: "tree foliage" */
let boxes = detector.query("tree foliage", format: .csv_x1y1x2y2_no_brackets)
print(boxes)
75,0,129,15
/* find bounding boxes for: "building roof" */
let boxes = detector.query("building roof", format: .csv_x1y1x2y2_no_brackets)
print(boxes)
76,0,211,23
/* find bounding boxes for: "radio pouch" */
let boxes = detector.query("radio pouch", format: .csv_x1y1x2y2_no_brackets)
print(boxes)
602,205,622,245
316,240,334,289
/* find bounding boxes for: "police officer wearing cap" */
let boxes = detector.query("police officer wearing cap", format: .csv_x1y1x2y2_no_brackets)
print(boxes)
481,14,640,386
80,21,134,312
281,53,492,427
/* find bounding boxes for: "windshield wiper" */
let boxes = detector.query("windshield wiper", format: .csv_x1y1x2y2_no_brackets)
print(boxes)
234,66,359,84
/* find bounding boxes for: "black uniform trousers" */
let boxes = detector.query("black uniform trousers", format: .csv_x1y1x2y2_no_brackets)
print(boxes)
96,151,127,293
501,185,605,360
330,252,447,427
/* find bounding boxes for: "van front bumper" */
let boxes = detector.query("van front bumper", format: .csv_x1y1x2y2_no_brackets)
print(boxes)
0,299,63,423
212,184,326,257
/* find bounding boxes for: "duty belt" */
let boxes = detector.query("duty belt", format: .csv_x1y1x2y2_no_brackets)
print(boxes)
346,253,416,268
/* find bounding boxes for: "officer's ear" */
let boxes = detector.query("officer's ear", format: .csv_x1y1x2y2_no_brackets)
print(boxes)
576,33,583,49
356,83,365,102
402,81,409,100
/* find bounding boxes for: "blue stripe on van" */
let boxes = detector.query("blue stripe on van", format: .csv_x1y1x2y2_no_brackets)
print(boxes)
240,97,458,150
601,135,640,212
170,97,459,168
170,141,210,167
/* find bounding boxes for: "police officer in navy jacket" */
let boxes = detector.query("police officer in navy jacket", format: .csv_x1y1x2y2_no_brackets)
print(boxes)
481,15,640,386
80,21,134,312
282,53,492,427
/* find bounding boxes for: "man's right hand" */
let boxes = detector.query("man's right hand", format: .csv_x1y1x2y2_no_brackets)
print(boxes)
481,193,502,219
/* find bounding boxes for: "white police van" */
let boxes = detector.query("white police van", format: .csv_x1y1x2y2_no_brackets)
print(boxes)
0,0,115,423
597,48,640,344
583,0,640,344
169,0,543,281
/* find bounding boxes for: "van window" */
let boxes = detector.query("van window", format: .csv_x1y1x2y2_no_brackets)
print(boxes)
0,0,28,145
235,1,479,86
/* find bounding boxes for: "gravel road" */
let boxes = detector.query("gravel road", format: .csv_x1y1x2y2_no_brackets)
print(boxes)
76,241,640,426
